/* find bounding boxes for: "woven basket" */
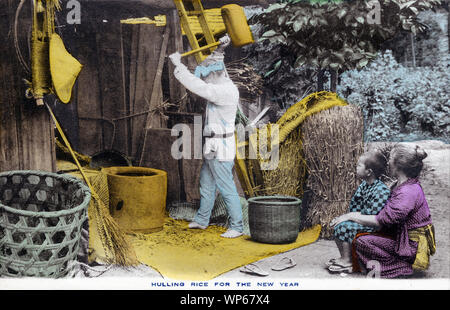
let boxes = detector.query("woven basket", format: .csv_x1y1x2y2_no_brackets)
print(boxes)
248,196,301,244
0,170,90,278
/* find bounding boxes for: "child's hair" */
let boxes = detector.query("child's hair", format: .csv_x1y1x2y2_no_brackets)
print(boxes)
391,144,428,178
364,149,388,179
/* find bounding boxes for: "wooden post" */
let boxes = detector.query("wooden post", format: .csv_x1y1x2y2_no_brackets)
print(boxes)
95,19,129,154
168,9,187,112
0,0,56,172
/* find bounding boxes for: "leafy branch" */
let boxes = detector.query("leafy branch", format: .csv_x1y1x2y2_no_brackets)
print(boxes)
254,0,441,72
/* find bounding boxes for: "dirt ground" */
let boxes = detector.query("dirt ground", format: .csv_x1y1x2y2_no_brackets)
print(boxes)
87,140,449,283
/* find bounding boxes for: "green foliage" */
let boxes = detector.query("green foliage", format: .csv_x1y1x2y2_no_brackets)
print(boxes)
338,51,450,142
253,0,441,73
384,10,448,67
242,26,317,108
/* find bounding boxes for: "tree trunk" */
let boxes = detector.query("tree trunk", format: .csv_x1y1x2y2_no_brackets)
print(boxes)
317,69,325,91
410,33,416,68
330,69,338,93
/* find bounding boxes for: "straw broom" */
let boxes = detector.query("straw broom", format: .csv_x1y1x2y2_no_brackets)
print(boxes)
301,104,364,238
46,104,138,266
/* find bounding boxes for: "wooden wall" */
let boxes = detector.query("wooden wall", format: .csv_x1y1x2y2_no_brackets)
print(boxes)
65,3,190,159
62,2,202,203
0,0,56,173
53,2,249,203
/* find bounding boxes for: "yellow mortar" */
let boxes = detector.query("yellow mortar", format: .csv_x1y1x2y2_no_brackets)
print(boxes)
102,167,168,234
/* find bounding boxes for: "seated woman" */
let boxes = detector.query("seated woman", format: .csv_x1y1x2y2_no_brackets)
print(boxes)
333,144,436,278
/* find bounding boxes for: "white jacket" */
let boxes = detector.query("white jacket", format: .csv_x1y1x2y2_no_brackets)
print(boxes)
174,64,239,161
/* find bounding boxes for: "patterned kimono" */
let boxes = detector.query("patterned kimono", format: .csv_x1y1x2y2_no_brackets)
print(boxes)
353,178,434,278
334,179,390,243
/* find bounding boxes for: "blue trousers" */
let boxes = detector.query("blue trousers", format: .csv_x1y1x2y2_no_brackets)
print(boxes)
194,159,243,232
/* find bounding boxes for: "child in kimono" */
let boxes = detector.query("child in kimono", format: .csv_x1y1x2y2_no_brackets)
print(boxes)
327,149,391,273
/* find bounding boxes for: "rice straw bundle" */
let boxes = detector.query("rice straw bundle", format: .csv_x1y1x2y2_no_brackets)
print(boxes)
300,104,364,238
262,127,306,197
227,59,263,103
235,92,348,200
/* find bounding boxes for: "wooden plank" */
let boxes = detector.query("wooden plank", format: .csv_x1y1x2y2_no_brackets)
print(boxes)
130,24,165,161
95,21,128,154
119,23,132,157
139,128,181,204
167,9,188,112
76,50,104,156
130,24,158,159
157,76,167,129
143,24,170,130
17,103,56,172
138,25,170,165
0,59,21,170
181,123,202,203
181,158,202,202
125,24,140,157
166,113,203,202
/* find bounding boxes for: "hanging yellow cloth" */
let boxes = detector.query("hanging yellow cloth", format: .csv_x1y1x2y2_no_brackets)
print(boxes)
49,33,83,103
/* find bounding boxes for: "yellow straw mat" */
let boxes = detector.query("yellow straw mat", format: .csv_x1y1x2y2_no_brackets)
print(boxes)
130,218,321,281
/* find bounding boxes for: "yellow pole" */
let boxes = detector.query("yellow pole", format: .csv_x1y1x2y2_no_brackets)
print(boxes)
181,41,220,58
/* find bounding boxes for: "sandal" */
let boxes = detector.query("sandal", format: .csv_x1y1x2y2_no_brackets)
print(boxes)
327,263,353,274
271,257,296,271
239,263,269,277
325,258,338,267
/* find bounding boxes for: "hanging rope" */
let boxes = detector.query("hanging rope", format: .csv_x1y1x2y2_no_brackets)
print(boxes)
14,0,30,73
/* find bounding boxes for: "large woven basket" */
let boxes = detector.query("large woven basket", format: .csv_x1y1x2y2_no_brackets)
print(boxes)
0,170,90,278
248,196,301,244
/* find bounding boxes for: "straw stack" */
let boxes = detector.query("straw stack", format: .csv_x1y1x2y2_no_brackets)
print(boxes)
300,104,364,238
262,127,306,197
227,59,263,103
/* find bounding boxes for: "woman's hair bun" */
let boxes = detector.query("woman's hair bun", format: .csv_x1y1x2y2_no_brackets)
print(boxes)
415,145,428,161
